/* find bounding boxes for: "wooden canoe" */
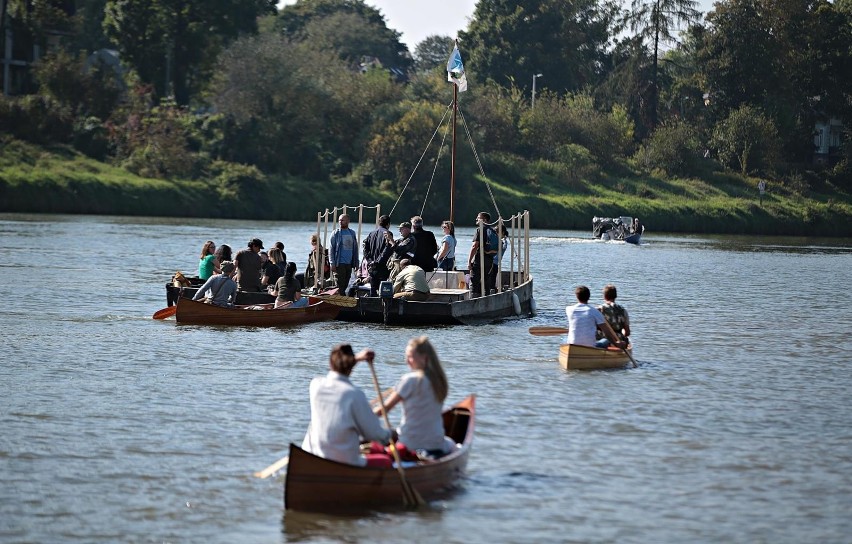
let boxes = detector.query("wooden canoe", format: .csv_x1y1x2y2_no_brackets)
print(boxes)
559,343,633,370
284,395,475,513
174,296,340,326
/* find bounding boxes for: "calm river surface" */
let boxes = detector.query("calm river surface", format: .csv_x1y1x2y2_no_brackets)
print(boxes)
1,213,851,544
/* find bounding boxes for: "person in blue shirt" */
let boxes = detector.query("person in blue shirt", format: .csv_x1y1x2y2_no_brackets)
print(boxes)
329,214,359,295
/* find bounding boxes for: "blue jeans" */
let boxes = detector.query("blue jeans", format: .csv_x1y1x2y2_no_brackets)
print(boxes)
437,257,455,271
595,338,611,348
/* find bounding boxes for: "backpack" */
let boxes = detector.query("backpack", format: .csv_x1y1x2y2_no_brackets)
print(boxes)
484,226,499,253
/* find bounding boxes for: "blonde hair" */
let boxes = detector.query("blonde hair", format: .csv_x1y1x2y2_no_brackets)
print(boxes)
268,247,285,264
408,336,448,402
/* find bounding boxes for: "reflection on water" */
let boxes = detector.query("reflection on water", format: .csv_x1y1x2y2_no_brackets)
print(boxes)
1,214,851,543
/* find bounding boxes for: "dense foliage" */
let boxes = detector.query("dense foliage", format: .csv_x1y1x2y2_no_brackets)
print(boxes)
0,0,850,207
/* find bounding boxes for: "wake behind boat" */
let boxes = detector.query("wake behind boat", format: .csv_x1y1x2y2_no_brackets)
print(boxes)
284,395,475,513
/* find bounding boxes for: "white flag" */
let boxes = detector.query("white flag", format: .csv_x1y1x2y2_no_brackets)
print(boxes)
446,44,468,92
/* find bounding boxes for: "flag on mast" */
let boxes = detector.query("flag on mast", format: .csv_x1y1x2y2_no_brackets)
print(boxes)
446,44,468,92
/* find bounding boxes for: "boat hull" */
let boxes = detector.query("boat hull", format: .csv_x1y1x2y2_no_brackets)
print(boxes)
337,274,534,325
166,281,275,307
174,297,339,326
284,395,475,513
559,343,633,370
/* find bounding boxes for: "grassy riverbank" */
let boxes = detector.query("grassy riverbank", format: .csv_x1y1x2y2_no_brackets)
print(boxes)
2,138,850,236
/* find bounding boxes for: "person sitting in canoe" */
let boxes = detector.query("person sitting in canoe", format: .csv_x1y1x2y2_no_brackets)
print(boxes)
565,285,626,350
392,259,430,301
302,344,396,468
372,336,455,460
595,284,631,348
272,262,308,309
192,261,237,307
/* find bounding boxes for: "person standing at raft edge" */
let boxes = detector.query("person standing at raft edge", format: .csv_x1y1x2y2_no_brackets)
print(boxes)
410,216,438,271
234,238,264,292
330,214,359,295
565,285,626,349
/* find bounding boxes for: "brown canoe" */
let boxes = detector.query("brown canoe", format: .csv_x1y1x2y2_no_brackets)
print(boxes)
174,297,340,326
285,395,476,513
559,343,634,370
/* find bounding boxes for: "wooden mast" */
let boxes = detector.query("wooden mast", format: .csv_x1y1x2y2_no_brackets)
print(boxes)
450,79,458,223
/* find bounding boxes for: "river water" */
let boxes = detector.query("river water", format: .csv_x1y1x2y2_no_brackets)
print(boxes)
1,213,851,543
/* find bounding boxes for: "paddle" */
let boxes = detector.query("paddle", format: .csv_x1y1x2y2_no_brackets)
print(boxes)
254,455,289,479
366,360,425,508
152,306,177,319
622,346,638,368
313,294,358,308
528,326,569,336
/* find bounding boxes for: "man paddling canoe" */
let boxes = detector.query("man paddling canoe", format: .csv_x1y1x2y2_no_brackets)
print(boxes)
565,285,626,349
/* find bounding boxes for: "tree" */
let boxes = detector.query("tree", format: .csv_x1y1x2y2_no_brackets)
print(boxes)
275,0,411,72
103,0,275,105
460,0,616,96
627,0,701,129
413,35,454,73
698,0,852,163
711,105,781,175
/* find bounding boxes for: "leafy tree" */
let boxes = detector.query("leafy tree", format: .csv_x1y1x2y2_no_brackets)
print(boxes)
627,0,701,129
711,104,781,175
461,0,616,95
413,35,454,73
275,0,411,72
637,118,701,176
699,0,852,163
103,0,275,105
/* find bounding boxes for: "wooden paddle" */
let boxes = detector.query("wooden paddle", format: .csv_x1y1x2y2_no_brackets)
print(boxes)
622,346,638,368
528,326,569,336
254,455,289,479
313,294,358,307
366,360,425,508
152,306,177,319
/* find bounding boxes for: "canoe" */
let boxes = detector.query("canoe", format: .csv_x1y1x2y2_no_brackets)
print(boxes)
559,343,633,370
174,296,340,326
284,394,475,513
165,278,275,307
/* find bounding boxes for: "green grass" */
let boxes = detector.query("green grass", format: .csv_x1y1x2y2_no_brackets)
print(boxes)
1,137,850,236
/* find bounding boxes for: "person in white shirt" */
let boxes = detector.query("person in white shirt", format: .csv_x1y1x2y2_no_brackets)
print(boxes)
565,285,626,349
374,336,455,459
302,344,394,468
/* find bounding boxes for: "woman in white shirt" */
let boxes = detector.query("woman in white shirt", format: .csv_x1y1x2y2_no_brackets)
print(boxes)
435,221,457,271
375,336,454,459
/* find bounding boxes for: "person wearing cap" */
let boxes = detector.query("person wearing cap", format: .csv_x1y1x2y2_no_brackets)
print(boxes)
234,238,264,292
410,216,438,271
330,214,359,295
363,215,392,296
384,221,417,281
192,261,237,307
301,344,395,468
392,259,430,301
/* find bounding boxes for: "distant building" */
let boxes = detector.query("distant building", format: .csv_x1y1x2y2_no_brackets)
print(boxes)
813,117,845,166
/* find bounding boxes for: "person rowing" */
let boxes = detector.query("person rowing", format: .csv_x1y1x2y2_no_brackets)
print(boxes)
565,285,626,349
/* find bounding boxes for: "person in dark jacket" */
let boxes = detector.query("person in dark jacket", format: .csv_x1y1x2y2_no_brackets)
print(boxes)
409,215,438,271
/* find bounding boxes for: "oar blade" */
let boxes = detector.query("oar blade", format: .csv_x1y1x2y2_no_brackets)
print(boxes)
153,306,177,319
314,294,358,308
528,326,569,336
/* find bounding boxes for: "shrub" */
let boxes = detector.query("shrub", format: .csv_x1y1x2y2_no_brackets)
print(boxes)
711,105,781,176
638,119,701,177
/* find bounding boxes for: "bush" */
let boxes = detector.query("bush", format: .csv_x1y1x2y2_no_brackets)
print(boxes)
711,105,781,176
0,95,73,144
636,119,701,177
